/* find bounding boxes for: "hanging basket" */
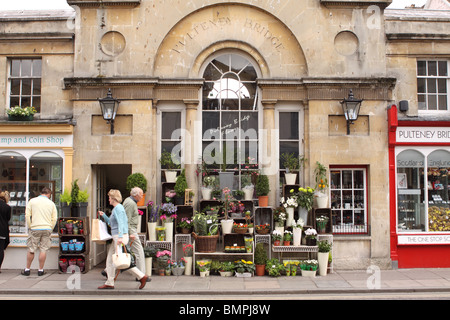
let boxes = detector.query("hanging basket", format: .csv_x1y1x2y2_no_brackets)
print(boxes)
192,232,219,253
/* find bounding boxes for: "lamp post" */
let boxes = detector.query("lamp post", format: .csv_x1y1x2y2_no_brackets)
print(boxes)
98,88,120,134
340,89,362,135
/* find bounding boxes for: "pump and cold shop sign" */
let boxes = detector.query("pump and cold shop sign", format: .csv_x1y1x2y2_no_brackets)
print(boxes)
0,134,72,147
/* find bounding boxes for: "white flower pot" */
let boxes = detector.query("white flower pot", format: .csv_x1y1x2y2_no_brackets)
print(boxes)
201,187,212,200
286,207,294,227
315,193,328,208
298,207,308,225
145,257,152,277
285,173,297,185
147,222,157,241
301,270,316,277
318,252,329,276
200,270,210,277
235,272,252,278
221,219,234,234
219,271,233,277
184,256,193,275
164,222,173,242
243,186,254,200
165,170,177,183
293,228,302,246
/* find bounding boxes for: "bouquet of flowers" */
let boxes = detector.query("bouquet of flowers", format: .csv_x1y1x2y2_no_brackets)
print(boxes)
304,228,317,239
183,244,193,257
196,259,211,272
159,202,178,223
147,200,160,223
292,218,304,229
280,195,298,208
316,215,329,232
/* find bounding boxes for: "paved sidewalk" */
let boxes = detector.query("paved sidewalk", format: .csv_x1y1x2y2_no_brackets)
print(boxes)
1,266,450,297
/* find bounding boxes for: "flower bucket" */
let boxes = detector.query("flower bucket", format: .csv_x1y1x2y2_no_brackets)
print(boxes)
164,222,173,242
201,187,212,200
219,271,233,277
285,173,297,185
285,207,294,227
145,257,152,277
315,194,328,208
184,256,193,275
172,267,185,276
148,222,157,241
221,219,233,234
165,170,177,183
243,186,254,200
318,252,329,276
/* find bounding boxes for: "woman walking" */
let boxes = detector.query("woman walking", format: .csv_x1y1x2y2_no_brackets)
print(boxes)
98,189,148,289
0,191,11,273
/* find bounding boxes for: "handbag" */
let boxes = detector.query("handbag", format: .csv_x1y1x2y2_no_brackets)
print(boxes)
112,244,131,270
91,218,112,244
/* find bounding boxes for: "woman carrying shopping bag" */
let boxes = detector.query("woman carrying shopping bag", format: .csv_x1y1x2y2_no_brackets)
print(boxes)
98,189,149,290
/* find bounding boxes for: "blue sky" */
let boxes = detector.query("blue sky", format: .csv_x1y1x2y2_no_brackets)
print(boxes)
0,0,430,10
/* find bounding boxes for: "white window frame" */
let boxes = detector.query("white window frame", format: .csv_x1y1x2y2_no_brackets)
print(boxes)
417,59,450,113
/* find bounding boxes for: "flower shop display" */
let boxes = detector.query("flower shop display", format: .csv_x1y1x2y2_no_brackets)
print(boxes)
255,223,270,235
304,228,317,246
297,187,315,223
283,230,293,246
192,211,219,252
314,161,329,208
291,219,304,246
218,261,235,277
233,222,248,234
255,174,270,207
196,259,212,277
234,259,255,277
156,250,172,276
265,258,284,277
160,202,178,242
177,217,193,234
300,259,318,277
280,192,298,226
316,215,329,234
317,240,332,276
183,244,193,275
254,243,267,276
6,105,36,121
242,156,259,200
272,229,282,246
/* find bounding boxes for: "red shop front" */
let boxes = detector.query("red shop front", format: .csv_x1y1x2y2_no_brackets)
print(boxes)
389,105,450,268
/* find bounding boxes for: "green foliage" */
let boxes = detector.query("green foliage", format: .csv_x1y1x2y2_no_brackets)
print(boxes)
174,169,188,197
60,189,72,205
159,150,181,170
126,172,148,193
281,152,300,173
193,211,218,236
254,243,267,265
144,245,158,258
71,179,80,204
77,189,89,203
255,174,270,196
265,258,284,277
219,261,235,272
318,240,332,253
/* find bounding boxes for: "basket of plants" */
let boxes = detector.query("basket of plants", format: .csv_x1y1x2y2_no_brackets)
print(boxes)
192,211,219,253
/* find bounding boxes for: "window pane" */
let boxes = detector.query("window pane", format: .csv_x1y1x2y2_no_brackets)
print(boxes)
418,94,426,110
10,79,20,95
32,97,41,110
21,60,32,77
438,61,447,76
222,112,239,139
11,60,20,77
438,95,447,111
21,96,31,107
427,79,437,93
279,112,299,140
161,112,181,140
32,59,42,77
21,79,32,96
202,112,220,138
279,142,299,169
417,61,426,76
241,112,258,135
428,61,437,76
428,95,437,110
33,79,41,95
417,78,426,93
9,97,19,107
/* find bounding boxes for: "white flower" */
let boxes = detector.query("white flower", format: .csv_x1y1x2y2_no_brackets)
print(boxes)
305,228,317,236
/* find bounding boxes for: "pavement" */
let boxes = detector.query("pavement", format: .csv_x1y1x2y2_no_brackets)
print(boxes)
2,266,450,298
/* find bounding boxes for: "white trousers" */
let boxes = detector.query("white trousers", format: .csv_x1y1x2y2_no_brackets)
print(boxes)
105,234,145,286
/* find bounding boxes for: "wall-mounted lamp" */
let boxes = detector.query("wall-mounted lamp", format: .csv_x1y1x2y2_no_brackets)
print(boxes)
98,88,120,134
340,89,363,135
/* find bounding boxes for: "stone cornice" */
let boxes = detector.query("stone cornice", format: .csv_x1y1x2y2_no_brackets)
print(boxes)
67,0,140,8
320,0,391,9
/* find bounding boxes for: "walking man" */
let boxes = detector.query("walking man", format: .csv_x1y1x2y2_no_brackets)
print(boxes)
22,187,58,276
123,187,146,274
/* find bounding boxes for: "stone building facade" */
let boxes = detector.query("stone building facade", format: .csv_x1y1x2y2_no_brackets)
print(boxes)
0,0,448,270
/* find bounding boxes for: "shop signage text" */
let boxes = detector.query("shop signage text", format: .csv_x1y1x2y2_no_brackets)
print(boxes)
397,127,450,143
0,134,73,148
398,234,450,245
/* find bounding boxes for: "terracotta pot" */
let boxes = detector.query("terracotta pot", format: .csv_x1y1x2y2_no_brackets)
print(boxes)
283,241,291,246
255,264,265,276
258,195,269,207
273,240,281,246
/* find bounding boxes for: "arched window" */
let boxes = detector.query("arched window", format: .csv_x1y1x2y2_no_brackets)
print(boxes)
201,53,259,191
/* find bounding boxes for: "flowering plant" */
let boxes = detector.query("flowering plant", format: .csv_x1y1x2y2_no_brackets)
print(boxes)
234,259,256,274
165,190,176,203
291,218,304,229
304,228,317,239
172,258,186,268
280,195,298,208
202,176,215,188
138,209,144,216
222,187,234,220
159,203,178,222
314,161,329,191
156,250,172,258
233,222,248,229
283,230,293,241
196,260,211,272
7,106,37,117
297,187,315,211
242,157,260,187
147,200,159,222
272,229,283,241
177,217,192,229
183,244,193,257
300,259,318,271
255,223,270,231
273,206,286,224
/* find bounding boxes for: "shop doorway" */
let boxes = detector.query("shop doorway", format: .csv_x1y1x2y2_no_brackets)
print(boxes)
91,164,131,266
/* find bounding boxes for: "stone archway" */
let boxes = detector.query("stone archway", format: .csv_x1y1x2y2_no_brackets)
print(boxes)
153,3,308,79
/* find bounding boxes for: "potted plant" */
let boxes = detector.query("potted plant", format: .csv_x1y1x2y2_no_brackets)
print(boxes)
265,258,284,277
255,174,270,207
234,259,255,277
196,259,211,277
201,176,215,200
171,259,186,276
300,259,318,277
6,105,37,121
143,245,157,276
177,217,193,234
70,180,89,217
316,215,329,234
159,202,177,242
254,243,267,276
314,161,329,208
126,172,148,206
292,219,304,246
221,187,234,234
272,229,282,246
182,244,193,275
297,186,315,224
218,261,235,277
273,206,286,234
317,240,332,276
283,230,293,246
192,211,219,253
281,152,300,184
174,169,188,205
160,150,180,182
280,192,298,227
255,223,270,235
305,228,317,246
60,189,72,217
156,250,172,276
147,201,159,241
